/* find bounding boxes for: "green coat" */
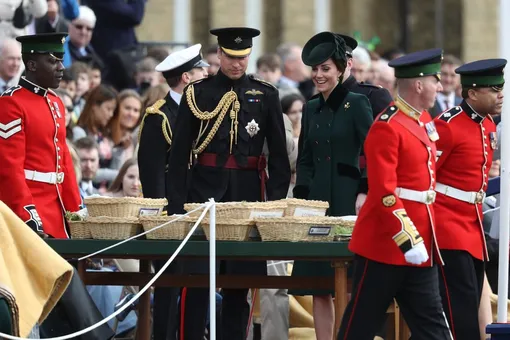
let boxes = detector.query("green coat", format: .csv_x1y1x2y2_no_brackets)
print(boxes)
290,84,373,296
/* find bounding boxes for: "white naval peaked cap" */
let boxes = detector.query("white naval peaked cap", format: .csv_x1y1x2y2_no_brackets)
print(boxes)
155,44,210,77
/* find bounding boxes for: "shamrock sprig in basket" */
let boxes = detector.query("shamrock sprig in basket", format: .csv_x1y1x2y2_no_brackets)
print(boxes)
65,210,91,239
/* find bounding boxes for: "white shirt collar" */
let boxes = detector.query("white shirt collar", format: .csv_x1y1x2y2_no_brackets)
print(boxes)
170,89,182,105
436,92,455,111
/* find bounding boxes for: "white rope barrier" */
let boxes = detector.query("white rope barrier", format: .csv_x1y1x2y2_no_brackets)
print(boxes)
209,199,216,340
78,203,209,261
0,201,213,340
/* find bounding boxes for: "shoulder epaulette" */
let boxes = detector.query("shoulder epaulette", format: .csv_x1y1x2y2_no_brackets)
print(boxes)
248,74,277,90
359,82,383,89
438,106,462,123
377,105,398,122
146,99,166,114
1,85,21,97
139,99,172,146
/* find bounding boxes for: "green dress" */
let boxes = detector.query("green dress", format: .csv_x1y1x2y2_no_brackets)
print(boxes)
289,83,373,296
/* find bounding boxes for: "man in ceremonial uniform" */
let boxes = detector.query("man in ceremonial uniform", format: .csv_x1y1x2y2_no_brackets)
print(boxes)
338,49,453,340
0,34,82,238
167,27,291,339
434,59,505,340
0,33,113,340
137,44,208,340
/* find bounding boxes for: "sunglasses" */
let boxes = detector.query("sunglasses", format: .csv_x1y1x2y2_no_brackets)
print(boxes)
74,24,93,32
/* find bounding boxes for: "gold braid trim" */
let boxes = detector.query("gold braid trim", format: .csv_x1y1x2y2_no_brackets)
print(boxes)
185,84,240,154
137,99,172,146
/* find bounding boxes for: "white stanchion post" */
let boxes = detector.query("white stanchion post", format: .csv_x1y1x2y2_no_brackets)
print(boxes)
497,0,510,323
209,198,217,340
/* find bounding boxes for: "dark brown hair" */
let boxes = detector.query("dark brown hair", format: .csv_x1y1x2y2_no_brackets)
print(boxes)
107,158,138,194
77,84,118,134
256,53,281,71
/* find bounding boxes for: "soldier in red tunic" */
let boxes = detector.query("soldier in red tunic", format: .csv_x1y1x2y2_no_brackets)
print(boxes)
338,49,453,340
0,33,82,239
434,59,506,340
0,33,114,340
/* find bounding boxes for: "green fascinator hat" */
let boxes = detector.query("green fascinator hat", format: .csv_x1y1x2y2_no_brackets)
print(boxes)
302,31,347,66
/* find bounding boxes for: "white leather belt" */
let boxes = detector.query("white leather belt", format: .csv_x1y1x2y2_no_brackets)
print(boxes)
395,187,436,204
435,183,485,204
25,170,64,184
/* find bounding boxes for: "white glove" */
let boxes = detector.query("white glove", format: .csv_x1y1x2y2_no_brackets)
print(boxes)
355,193,367,215
404,242,429,265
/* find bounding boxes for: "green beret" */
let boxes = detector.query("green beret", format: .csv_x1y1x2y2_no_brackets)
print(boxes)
302,32,347,66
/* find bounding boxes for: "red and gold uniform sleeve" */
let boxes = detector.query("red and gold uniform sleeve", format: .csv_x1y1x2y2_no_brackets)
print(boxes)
365,122,424,253
0,97,42,232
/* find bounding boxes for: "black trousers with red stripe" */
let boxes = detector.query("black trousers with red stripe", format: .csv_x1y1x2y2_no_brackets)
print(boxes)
438,250,485,340
337,255,452,340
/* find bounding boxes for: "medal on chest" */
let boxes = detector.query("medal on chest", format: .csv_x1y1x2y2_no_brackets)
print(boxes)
425,121,439,142
53,102,62,118
490,132,498,150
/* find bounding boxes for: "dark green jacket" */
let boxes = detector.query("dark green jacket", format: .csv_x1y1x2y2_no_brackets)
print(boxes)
294,84,373,216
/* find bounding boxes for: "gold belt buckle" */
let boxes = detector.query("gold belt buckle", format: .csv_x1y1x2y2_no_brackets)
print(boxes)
425,191,436,204
474,191,485,204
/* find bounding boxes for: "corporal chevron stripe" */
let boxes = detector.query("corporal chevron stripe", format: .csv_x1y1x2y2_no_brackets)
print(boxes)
0,118,22,139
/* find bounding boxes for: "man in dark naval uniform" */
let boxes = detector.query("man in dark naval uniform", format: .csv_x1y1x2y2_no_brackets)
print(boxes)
137,44,208,340
166,27,291,340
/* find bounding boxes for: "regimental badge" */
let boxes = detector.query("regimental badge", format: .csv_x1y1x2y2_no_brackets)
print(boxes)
490,132,498,150
425,121,439,142
53,102,62,118
443,112,451,118
382,194,396,207
344,102,350,110
61,37,66,44
33,86,40,94
245,89,264,96
471,113,478,120
245,119,260,138
234,37,243,44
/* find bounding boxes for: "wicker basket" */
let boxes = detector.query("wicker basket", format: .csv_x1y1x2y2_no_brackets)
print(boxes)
254,216,353,242
184,201,287,220
200,218,255,241
280,198,329,217
86,217,142,240
84,197,167,218
68,221,92,239
140,215,197,240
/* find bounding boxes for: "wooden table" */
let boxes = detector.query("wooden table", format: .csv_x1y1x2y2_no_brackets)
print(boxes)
46,239,353,340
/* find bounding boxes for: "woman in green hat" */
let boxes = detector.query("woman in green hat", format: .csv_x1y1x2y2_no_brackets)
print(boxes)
290,32,373,339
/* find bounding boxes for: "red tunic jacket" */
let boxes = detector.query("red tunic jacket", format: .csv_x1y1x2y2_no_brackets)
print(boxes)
349,101,442,267
0,77,82,238
434,102,495,260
